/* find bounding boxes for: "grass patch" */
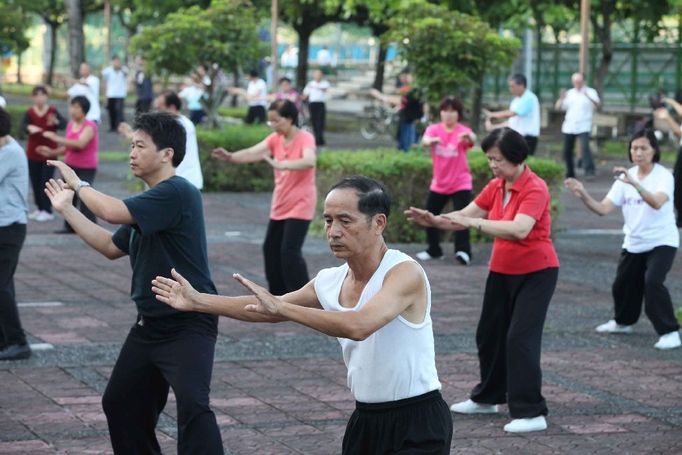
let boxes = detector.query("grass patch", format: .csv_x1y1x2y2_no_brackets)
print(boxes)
676,307,682,326
1,83,68,99
99,151,129,162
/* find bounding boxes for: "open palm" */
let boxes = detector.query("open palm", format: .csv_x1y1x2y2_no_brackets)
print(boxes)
152,269,199,312
44,179,74,212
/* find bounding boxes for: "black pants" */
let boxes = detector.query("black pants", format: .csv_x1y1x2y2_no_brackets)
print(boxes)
309,101,326,146
107,97,125,131
342,390,452,455
524,135,538,156
563,132,594,177
28,159,55,212
189,109,206,125
245,105,266,124
674,147,682,226
63,168,97,232
0,223,27,348
135,99,152,116
425,190,471,258
612,246,680,335
470,267,558,418
102,315,223,455
263,218,311,295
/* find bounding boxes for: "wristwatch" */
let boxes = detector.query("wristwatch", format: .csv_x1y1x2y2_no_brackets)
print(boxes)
75,180,91,196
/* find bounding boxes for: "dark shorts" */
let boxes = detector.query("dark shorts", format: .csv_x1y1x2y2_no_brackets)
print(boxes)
342,390,453,455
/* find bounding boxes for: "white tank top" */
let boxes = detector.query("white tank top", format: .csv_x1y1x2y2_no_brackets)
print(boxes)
314,249,441,403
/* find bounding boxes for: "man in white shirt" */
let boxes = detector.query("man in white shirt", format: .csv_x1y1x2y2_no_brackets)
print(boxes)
67,62,101,123
102,55,129,132
303,69,330,146
152,176,452,454
484,74,540,155
555,72,601,178
244,70,268,124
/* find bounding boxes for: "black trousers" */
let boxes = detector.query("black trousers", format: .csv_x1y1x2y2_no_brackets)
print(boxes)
470,267,558,418
563,132,594,177
674,147,682,226
102,315,223,455
28,159,55,212
425,190,471,258
0,223,27,348
524,135,538,156
63,167,97,232
612,246,680,335
245,105,266,124
107,97,125,131
263,218,311,295
342,390,452,455
309,101,326,146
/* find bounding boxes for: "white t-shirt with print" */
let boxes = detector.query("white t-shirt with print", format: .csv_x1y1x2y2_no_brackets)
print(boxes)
606,163,679,253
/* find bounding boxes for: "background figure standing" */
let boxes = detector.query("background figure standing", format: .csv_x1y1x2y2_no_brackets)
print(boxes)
555,72,600,178
134,57,153,115
484,74,540,155
212,100,316,294
417,96,476,265
22,85,67,222
303,69,330,146
654,98,682,226
229,70,268,124
179,75,207,125
102,56,129,132
0,107,31,361
67,62,101,124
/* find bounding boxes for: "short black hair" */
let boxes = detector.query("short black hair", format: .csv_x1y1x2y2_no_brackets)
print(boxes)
249,69,259,78
70,95,91,115
133,112,186,167
159,90,182,111
509,74,527,88
330,176,391,220
480,127,529,164
0,107,11,136
628,128,660,163
278,77,292,85
439,96,464,118
32,85,49,96
269,99,299,126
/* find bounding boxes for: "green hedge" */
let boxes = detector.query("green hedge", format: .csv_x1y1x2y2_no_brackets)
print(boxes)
5,104,29,139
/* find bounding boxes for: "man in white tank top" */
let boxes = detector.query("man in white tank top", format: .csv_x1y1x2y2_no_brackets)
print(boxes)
152,176,453,454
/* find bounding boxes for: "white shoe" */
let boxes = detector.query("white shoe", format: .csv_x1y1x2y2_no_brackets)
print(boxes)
450,399,498,414
455,251,471,265
504,416,547,433
416,251,443,261
654,331,681,350
28,210,41,220
595,319,633,334
34,211,55,222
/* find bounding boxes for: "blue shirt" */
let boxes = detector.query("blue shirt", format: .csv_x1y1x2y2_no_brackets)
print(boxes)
509,89,540,137
0,138,28,227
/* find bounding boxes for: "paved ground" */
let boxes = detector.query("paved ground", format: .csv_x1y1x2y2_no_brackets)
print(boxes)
2,133,682,453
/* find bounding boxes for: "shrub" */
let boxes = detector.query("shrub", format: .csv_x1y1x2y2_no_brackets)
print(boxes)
5,104,30,139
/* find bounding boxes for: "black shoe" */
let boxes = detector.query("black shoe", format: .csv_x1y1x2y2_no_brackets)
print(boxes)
0,343,31,361
54,227,75,234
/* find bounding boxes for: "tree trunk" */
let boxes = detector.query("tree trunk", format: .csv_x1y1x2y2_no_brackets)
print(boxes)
46,21,59,86
65,0,85,78
231,67,239,107
591,0,615,101
471,76,484,133
16,52,22,84
372,41,388,91
295,26,312,91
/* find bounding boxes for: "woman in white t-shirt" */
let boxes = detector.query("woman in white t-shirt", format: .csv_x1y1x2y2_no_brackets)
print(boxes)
565,128,681,350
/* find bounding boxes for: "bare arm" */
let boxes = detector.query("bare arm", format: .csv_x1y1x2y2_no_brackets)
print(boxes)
565,178,616,216
612,167,669,210
663,97,682,117
264,145,315,170
212,138,270,164
654,108,682,140
43,125,94,150
445,212,537,241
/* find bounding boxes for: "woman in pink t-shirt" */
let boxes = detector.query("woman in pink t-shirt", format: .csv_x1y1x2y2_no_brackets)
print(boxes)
212,99,316,294
38,95,99,233
417,96,476,265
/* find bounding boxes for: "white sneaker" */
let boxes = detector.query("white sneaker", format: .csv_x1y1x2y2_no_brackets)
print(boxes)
504,416,547,433
34,211,55,222
654,331,681,350
455,251,471,265
450,399,498,414
28,210,41,220
416,251,443,261
595,319,633,334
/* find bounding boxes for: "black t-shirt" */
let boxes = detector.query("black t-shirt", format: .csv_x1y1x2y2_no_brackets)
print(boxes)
112,176,218,327
398,86,424,123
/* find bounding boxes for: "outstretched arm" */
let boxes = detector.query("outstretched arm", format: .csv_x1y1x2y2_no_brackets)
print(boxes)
565,178,616,216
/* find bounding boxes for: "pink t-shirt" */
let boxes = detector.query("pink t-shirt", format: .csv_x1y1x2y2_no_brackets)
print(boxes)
424,122,474,194
64,119,98,169
266,130,317,220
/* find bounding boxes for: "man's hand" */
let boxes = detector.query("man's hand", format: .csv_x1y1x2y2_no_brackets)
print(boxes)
47,160,80,189
117,122,132,139
211,147,234,162
27,125,43,135
233,273,282,315
151,269,200,312
44,178,75,212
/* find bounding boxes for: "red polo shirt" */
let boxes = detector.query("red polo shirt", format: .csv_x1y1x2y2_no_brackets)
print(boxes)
474,165,559,275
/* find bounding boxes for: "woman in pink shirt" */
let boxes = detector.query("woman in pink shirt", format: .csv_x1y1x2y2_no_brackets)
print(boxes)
417,96,476,265
38,95,99,233
212,99,316,294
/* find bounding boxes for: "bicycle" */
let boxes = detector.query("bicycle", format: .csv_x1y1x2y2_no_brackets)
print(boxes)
360,100,399,140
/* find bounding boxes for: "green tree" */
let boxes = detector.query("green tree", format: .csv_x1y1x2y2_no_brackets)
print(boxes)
130,0,265,127
17,0,66,85
0,0,31,84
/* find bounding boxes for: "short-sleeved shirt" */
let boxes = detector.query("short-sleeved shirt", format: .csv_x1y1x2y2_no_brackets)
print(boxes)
423,122,474,194
561,87,600,134
112,176,218,326
303,80,330,103
0,138,28,227
64,120,98,169
266,131,317,220
175,114,203,190
474,166,559,274
102,66,129,98
247,78,268,107
508,89,540,137
67,75,101,122
605,163,679,253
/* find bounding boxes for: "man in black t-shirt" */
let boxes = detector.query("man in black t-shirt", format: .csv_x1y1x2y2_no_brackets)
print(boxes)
45,112,223,454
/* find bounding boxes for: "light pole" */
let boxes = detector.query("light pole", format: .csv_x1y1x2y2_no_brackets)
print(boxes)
579,0,590,77
271,0,278,88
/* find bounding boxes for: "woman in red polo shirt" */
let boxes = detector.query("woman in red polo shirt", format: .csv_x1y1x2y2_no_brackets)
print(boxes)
406,127,559,434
